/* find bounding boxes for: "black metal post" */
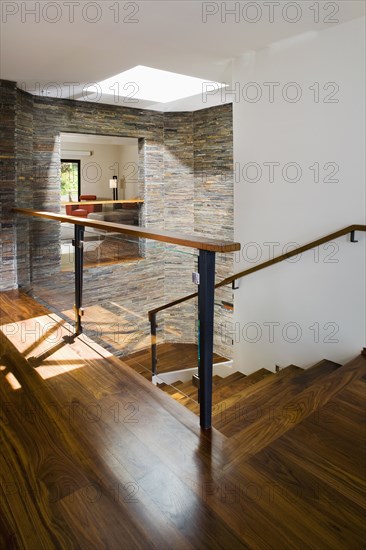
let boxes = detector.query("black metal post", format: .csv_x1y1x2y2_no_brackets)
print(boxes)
150,313,157,376
350,230,358,243
198,249,216,430
73,224,84,335
112,175,118,205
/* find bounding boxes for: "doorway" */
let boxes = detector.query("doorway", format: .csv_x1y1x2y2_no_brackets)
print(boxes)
61,159,81,202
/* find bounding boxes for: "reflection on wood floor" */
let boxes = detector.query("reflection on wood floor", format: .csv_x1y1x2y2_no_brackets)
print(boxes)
61,303,152,357
1,290,365,549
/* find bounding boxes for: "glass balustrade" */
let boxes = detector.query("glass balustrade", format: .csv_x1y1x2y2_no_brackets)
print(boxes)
14,207,238,427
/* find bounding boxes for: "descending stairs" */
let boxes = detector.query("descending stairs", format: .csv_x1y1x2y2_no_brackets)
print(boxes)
156,359,343,436
124,359,152,381
1,290,365,549
123,346,363,461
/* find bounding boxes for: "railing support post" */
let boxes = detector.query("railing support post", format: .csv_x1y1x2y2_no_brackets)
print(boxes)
150,313,158,377
73,224,84,335
198,249,216,430
350,230,358,243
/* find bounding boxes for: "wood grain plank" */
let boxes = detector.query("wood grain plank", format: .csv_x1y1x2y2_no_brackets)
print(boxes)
217,360,340,438
223,358,364,466
2,291,365,549
247,445,366,548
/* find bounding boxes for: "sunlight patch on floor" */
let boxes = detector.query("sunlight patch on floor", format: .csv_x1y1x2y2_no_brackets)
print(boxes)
5,372,22,390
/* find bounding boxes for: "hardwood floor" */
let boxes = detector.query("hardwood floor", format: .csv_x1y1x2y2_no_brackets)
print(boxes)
1,290,365,549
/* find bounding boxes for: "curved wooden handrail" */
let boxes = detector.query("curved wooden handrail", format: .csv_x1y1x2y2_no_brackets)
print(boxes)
13,208,240,253
61,199,144,206
148,224,366,319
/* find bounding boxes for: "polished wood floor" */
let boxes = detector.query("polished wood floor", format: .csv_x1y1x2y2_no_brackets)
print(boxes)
1,290,365,549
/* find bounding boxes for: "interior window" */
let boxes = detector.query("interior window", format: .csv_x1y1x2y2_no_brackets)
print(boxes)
61,160,80,202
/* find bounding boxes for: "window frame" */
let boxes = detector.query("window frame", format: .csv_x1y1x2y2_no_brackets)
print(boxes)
61,159,81,200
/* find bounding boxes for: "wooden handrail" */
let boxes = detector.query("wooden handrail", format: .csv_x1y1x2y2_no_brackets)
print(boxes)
61,199,144,206
148,224,366,319
13,208,240,253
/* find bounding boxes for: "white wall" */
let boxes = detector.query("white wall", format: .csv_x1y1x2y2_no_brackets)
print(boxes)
232,17,365,373
61,142,139,199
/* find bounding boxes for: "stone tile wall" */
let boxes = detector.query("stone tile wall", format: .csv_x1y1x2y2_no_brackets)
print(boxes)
0,81,233,358
0,81,17,290
193,104,234,358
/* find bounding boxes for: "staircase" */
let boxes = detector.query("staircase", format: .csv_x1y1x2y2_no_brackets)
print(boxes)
123,345,365,461
156,359,344,436
1,290,365,549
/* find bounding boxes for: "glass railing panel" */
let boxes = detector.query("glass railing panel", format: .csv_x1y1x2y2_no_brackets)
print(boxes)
60,200,141,225
16,211,234,407
17,217,77,330
214,250,235,361
60,223,142,272
150,269,200,412
150,293,235,418
60,228,161,357
15,214,32,292
153,374,200,414
18,215,146,339
95,243,199,360
160,243,198,348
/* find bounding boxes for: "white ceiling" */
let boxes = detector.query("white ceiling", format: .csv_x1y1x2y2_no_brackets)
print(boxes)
1,1,364,111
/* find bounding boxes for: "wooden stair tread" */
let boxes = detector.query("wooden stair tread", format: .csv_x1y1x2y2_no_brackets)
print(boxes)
219,372,246,384
212,372,261,402
222,356,366,465
238,367,273,385
212,365,306,422
157,380,183,387
212,368,278,418
180,398,200,414
175,380,197,395
277,364,302,375
126,361,152,380
157,381,197,406
259,373,366,509
290,358,341,386
208,372,244,394
216,368,272,398
163,369,274,417
183,386,198,399
165,371,247,407
158,383,180,395
160,386,199,412
215,360,341,437
122,343,227,374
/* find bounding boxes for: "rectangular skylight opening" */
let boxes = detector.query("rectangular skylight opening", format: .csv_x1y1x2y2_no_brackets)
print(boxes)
90,65,226,103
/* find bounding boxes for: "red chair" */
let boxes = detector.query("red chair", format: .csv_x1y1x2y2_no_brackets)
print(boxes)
66,195,102,217
69,208,88,218
80,195,103,215
80,195,96,200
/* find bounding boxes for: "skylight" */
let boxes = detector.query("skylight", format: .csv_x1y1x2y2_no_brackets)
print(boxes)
91,65,226,103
